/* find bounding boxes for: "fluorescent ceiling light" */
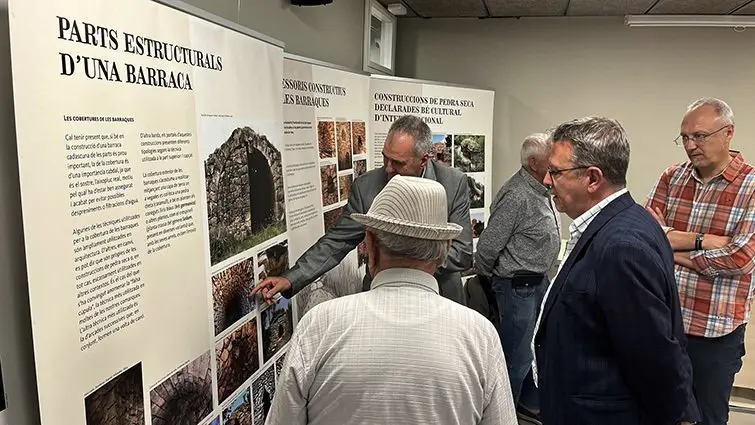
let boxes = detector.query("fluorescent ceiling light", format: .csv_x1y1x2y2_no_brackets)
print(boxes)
625,15,755,28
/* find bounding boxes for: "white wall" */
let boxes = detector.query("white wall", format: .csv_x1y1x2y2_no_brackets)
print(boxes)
396,17,755,200
183,0,366,70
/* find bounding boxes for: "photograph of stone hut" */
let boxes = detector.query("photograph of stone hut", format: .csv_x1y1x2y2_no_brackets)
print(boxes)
212,258,255,336
336,121,352,171
317,121,335,159
216,318,260,403
320,164,338,207
453,135,485,172
252,366,276,425
262,298,293,363
150,351,213,425
222,388,252,425
351,121,367,155
205,126,287,265
84,363,145,425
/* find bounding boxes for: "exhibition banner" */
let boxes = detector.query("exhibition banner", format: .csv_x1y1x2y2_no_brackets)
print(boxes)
370,76,494,266
282,54,371,320
8,0,291,424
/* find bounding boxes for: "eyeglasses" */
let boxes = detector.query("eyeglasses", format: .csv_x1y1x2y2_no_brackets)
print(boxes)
547,166,590,177
674,125,730,146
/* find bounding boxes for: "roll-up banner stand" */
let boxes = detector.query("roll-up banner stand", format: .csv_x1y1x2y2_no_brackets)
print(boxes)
282,54,371,322
7,0,293,422
370,75,495,277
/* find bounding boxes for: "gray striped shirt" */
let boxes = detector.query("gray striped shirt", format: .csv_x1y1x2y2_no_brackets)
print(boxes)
476,168,561,278
267,268,517,425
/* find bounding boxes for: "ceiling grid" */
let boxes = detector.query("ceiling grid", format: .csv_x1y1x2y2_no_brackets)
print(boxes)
377,0,755,17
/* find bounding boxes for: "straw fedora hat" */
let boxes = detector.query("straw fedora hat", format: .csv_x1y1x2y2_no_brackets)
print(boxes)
351,175,463,240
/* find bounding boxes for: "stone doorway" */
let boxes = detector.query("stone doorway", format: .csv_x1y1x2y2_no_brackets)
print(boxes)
247,147,275,234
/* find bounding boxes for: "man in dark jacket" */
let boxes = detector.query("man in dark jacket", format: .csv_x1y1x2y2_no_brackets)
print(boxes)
532,116,699,425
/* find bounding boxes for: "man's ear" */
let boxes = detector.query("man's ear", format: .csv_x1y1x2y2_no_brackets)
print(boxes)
586,167,605,192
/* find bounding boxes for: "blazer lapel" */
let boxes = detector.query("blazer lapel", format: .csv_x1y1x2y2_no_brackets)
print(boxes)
539,193,635,327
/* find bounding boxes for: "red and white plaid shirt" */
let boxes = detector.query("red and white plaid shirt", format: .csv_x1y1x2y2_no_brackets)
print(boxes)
645,151,755,338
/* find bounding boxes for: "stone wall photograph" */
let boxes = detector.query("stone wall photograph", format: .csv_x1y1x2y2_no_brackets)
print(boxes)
262,298,293,363
351,121,367,155
205,126,287,265
317,121,335,159
274,353,286,381
150,351,213,425
336,121,352,171
222,388,252,425
453,135,485,172
467,173,485,209
320,164,338,207
212,257,256,336
322,207,343,234
354,159,367,179
84,363,145,425
431,134,452,167
252,366,276,425
339,174,352,202
256,240,289,282
216,318,260,403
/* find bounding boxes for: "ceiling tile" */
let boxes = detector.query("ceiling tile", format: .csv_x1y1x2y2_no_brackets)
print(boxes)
567,0,657,15
733,1,755,14
649,0,751,14
487,0,569,16
404,0,487,17
182,0,238,22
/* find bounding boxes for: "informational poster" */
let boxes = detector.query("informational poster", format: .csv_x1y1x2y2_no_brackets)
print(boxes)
369,76,494,275
8,0,291,424
282,54,371,321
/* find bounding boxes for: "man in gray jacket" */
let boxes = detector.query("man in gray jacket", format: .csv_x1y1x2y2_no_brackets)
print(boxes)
253,114,472,305
475,132,561,414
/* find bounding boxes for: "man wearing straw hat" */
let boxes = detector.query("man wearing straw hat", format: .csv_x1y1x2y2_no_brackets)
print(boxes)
266,175,517,425
254,114,472,305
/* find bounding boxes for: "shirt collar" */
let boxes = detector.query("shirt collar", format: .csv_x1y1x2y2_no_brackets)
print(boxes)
519,167,550,196
568,188,628,238
691,150,745,183
370,268,440,294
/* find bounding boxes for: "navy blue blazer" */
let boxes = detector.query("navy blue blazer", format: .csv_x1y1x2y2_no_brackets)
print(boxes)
534,192,699,425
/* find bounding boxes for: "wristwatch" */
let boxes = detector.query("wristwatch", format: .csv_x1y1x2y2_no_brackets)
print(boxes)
695,233,704,251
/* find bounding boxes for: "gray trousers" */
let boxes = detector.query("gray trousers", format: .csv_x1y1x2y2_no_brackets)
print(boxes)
362,271,466,305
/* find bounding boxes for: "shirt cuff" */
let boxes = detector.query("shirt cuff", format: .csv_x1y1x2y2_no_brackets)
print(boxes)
690,250,719,277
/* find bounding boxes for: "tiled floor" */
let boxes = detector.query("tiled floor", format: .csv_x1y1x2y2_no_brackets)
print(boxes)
518,411,755,424
732,411,755,425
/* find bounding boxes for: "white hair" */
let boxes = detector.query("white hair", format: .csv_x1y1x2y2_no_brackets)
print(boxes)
520,133,551,167
370,228,449,263
687,97,734,125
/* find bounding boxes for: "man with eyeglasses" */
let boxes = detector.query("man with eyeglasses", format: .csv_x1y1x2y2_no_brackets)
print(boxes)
531,116,699,425
646,97,755,425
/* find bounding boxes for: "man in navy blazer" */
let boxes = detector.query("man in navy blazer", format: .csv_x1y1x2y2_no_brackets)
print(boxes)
532,116,699,425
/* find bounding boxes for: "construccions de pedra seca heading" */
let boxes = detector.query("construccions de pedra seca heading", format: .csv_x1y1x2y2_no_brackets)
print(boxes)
56,16,223,90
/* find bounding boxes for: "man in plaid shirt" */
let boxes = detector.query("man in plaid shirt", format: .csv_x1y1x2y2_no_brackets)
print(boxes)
646,97,755,425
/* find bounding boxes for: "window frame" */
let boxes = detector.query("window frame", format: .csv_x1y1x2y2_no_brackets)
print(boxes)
363,0,397,75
